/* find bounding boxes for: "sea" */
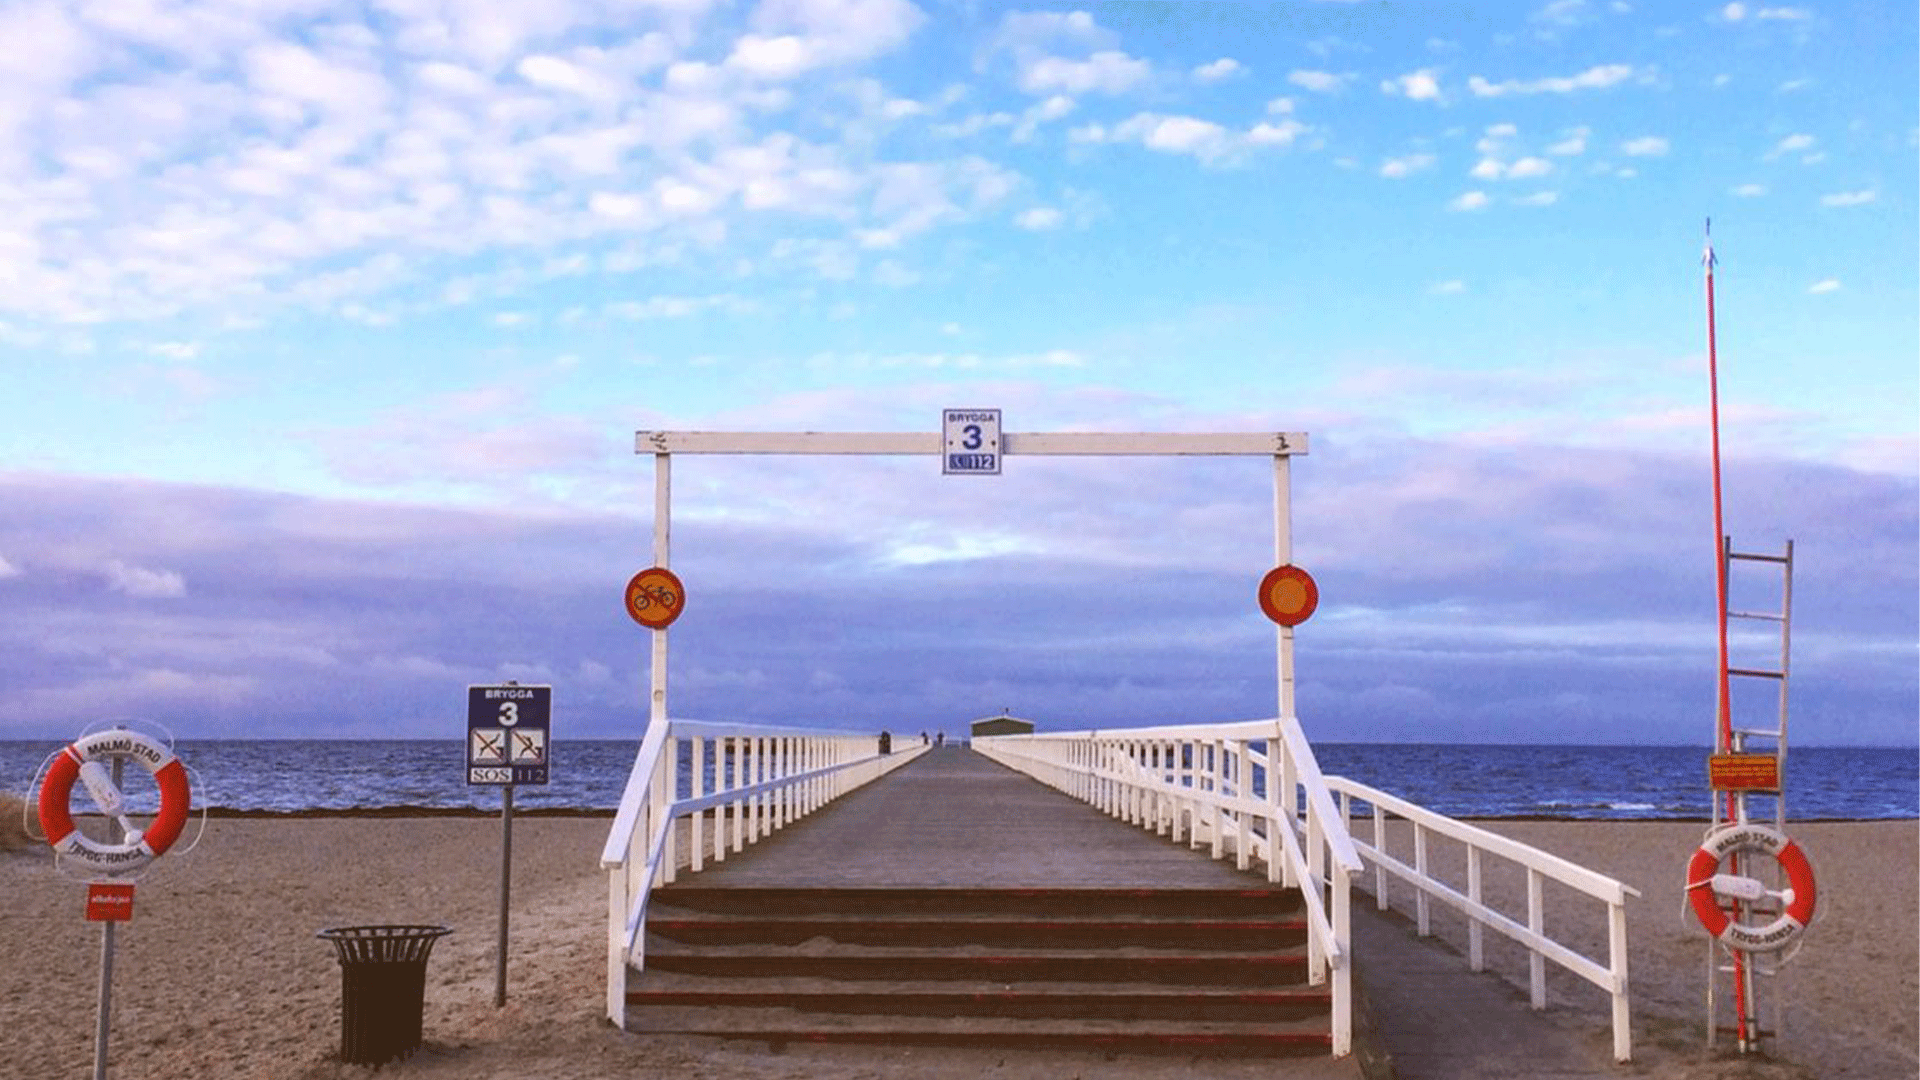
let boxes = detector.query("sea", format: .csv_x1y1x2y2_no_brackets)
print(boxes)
3,740,1913,821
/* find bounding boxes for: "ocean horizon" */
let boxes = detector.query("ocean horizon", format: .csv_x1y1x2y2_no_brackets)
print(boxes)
4,739,1913,822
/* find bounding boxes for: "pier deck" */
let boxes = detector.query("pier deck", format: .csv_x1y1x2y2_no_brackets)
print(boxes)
679,744,1253,888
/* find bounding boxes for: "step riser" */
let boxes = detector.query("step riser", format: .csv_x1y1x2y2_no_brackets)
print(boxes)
653,886,1302,920
645,954,1309,984
649,920,1308,950
628,991,1330,1022
637,1029,1332,1057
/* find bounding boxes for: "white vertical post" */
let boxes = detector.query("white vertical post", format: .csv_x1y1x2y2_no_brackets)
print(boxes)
1528,869,1547,1009
1332,871,1352,1056
1372,804,1387,908
606,867,628,1025
650,454,670,728
1414,825,1430,936
1273,454,1296,719
1467,846,1485,971
1610,900,1632,1061
689,736,704,873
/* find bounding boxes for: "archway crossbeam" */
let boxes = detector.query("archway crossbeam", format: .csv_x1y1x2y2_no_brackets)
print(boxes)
633,428,1311,727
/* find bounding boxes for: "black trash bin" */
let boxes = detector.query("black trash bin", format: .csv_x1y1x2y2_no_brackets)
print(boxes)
317,925,453,1066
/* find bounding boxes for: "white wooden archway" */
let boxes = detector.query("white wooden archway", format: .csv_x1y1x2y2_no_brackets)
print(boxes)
634,428,1309,728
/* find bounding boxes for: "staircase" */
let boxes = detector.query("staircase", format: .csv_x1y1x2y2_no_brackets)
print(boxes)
624,884,1333,1056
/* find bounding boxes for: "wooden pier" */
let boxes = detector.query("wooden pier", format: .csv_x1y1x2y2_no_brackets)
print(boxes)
624,746,1360,1065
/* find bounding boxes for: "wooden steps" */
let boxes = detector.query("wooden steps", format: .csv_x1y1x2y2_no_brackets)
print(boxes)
625,885,1332,1056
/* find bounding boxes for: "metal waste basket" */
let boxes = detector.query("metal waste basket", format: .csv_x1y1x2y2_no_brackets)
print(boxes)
318,925,453,1065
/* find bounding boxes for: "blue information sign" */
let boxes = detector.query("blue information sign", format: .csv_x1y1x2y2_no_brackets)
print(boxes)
466,684,551,786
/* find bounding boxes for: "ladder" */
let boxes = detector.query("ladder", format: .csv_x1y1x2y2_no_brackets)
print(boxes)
1706,538,1794,1050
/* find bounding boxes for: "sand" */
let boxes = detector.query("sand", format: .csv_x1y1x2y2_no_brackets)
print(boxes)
1,812,1912,1080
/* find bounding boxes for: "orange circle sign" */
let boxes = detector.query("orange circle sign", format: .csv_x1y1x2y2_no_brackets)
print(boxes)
1258,564,1319,627
625,567,685,629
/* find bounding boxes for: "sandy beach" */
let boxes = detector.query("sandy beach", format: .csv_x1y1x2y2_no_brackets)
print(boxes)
2,809,1912,1080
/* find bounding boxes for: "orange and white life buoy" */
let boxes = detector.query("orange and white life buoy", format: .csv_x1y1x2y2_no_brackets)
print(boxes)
37,730,191,878
1685,823,1816,953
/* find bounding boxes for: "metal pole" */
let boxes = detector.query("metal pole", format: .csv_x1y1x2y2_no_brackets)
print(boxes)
495,783,513,1007
651,453,671,728
93,753,124,1080
1273,454,1296,718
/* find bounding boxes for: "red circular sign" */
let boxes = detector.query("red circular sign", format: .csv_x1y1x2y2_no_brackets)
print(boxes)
1258,564,1319,627
625,567,685,629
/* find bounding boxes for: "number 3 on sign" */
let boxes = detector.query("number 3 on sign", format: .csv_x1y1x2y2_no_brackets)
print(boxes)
499,702,519,726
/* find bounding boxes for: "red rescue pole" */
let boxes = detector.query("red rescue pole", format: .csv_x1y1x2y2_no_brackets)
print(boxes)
1702,219,1751,1043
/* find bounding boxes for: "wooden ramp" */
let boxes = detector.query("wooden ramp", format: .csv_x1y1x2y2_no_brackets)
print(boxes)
625,747,1360,1062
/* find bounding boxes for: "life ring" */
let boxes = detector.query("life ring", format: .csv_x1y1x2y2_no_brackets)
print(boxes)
37,730,191,877
1685,823,1816,953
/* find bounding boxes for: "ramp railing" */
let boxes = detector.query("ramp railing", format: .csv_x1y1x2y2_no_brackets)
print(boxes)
1327,776,1640,1062
973,717,1364,1057
599,720,929,1025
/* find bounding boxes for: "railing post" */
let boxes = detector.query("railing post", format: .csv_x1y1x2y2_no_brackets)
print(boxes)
1528,868,1547,1009
1332,869,1352,1056
1467,846,1484,970
1610,898,1632,1062
606,866,628,1026
653,741,674,886
1371,804,1387,908
1413,823,1429,936
689,736,704,873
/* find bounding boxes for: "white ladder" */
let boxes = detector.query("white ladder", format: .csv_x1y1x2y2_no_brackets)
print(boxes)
1707,538,1794,1050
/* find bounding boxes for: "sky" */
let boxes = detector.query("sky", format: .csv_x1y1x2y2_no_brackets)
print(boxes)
0,0,1913,747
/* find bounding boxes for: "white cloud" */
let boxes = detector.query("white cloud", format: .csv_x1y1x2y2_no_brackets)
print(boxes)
1732,183,1766,197
150,341,202,360
1015,207,1063,231
1507,156,1554,179
1721,2,1811,19
1021,50,1152,95
1808,279,1840,294
1381,69,1443,101
1449,190,1491,211
1118,113,1228,158
1193,58,1243,82
740,0,926,76
1820,189,1877,207
1247,119,1308,147
1429,279,1467,294
1547,127,1589,155
1513,190,1559,206
516,54,618,101
106,560,186,599
1470,158,1505,180
1621,136,1669,156
1289,70,1347,93
1766,132,1816,159
1380,153,1436,178
1467,64,1636,97
0,554,18,578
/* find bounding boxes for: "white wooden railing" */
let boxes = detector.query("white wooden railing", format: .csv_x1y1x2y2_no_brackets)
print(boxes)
599,720,929,1025
1327,776,1641,1062
973,717,1364,1057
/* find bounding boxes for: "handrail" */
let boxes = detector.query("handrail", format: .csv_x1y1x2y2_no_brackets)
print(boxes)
1326,774,1640,1062
973,715,1360,1058
601,719,928,1025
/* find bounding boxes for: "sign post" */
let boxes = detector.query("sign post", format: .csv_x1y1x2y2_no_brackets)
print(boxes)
467,683,551,1006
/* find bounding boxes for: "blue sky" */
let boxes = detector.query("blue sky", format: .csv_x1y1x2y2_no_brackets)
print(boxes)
0,0,1913,745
